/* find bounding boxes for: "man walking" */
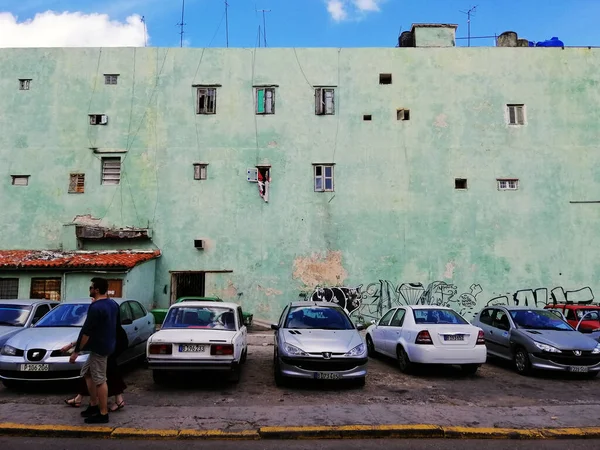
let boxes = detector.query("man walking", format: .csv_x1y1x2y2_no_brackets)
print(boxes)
70,277,118,424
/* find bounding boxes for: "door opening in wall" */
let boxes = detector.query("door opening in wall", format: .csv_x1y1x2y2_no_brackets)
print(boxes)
107,279,123,297
170,272,206,304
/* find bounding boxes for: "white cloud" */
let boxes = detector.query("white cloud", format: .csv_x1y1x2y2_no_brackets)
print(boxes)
326,0,385,21
0,11,148,47
327,0,348,22
353,0,383,12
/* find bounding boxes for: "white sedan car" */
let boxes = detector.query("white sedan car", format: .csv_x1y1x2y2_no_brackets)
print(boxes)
147,301,248,384
365,305,486,375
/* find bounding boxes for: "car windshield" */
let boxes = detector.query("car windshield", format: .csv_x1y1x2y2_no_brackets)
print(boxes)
0,304,32,327
163,307,237,330
413,309,468,325
510,309,573,331
575,309,600,321
283,306,354,330
35,303,89,328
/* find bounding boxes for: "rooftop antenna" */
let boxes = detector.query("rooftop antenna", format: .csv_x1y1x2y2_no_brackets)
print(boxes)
256,8,271,47
459,5,477,47
141,16,147,47
225,1,229,48
177,0,186,48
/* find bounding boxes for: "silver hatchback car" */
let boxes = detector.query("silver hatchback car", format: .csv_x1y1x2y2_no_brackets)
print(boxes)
271,302,367,387
473,306,600,377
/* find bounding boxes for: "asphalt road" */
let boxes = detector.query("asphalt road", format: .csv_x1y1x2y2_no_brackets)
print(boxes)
0,438,596,450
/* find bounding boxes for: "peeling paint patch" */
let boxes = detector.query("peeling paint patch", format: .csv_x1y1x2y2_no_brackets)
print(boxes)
257,285,283,296
444,261,455,279
293,250,348,288
72,214,102,226
434,113,448,128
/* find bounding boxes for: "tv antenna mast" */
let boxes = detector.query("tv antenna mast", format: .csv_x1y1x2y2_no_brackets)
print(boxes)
459,5,477,47
177,0,186,48
256,8,271,47
225,1,229,48
141,16,147,47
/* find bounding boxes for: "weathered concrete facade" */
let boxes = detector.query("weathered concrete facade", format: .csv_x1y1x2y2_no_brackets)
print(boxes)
1,39,600,322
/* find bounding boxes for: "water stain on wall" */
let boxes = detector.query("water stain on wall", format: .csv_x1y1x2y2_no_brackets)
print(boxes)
293,250,348,289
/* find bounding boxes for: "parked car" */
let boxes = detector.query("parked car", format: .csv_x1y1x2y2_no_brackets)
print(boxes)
147,301,248,384
271,302,367,387
544,304,600,333
473,306,600,377
151,297,254,327
0,298,155,387
0,299,59,347
365,305,486,375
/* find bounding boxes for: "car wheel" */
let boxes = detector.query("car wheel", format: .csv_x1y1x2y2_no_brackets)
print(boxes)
273,355,286,387
397,346,413,374
152,370,168,385
460,364,480,376
241,348,247,364
514,348,532,376
230,364,241,383
366,335,376,357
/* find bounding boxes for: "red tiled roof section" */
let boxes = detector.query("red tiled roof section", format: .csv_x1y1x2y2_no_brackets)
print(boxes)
0,250,161,269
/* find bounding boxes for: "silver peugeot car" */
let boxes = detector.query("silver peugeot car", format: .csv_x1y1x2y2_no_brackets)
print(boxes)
0,298,155,387
271,302,367,387
473,306,600,377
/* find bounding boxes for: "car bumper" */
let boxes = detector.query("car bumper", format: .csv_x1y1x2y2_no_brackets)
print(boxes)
279,356,368,379
0,359,85,381
408,345,487,365
148,358,237,371
529,353,600,372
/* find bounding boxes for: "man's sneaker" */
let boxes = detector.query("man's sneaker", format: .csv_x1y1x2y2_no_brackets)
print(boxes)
80,405,100,418
84,413,109,424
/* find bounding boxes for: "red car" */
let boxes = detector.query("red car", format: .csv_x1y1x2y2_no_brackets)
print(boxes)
544,304,600,333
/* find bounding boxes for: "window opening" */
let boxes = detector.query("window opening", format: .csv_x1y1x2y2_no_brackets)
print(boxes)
379,74,392,85
104,74,119,85
363,114,372,121
11,175,30,186
102,157,121,185
256,87,275,114
315,88,335,115
455,178,468,190
197,87,217,114
257,166,271,202
69,173,85,193
30,278,61,301
397,109,410,120
507,104,525,125
193,163,208,180
89,114,108,125
19,79,31,90
497,179,519,190
0,278,19,299
314,164,334,192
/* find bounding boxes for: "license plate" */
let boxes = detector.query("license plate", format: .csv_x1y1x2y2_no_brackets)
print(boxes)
444,335,464,341
20,364,49,372
568,366,589,373
314,372,341,380
179,344,206,353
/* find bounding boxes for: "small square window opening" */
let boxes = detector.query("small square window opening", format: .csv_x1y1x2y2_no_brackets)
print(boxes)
89,114,108,125
314,164,334,192
69,173,85,193
197,87,217,114
379,74,392,85
507,104,525,125
256,87,275,115
101,158,121,185
104,75,119,85
397,109,410,121
315,88,335,115
497,179,519,190
19,79,31,90
0,278,19,299
363,114,372,121
11,175,30,186
455,178,468,190
193,163,208,180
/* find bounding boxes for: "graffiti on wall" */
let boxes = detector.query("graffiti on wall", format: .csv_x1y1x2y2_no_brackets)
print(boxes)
306,281,595,323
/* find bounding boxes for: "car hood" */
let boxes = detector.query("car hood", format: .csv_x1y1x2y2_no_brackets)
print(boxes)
589,330,600,344
0,326,24,345
282,329,363,353
5,327,81,351
150,329,237,344
519,329,599,350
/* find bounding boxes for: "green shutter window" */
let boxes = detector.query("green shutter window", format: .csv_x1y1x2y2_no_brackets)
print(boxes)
256,89,265,114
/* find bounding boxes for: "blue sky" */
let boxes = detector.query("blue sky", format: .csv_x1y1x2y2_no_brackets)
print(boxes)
0,0,599,48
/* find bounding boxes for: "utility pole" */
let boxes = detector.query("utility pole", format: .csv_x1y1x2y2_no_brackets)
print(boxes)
256,9,271,47
460,5,477,47
177,0,186,48
225,1,229,48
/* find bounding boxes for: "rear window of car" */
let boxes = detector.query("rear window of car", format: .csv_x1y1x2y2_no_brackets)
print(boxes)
284,306,354,330
163,307,236,330
413,309,468,325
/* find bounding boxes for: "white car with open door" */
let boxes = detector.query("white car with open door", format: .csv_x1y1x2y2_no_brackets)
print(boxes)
147,301,248,384
365,305,486,375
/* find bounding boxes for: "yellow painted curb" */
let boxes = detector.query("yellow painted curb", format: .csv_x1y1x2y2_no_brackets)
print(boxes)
0,422,113,438
259,424,444,439
442,426,544,440
179,429,260,440
541,427,600,439
111,427,179,439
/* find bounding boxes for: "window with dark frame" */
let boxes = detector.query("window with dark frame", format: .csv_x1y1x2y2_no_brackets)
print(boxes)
455,178,468,190
30,278,61,301
19,79,31,90
68,173,85,193
0,278,19,299
196,87,217,114
89,114,108,125
104,74,119,85
101,157,121,185
363,114,372,121
314,164,334,192
315,88,335,115
11,175,30,186
507,104,525,125
255,87,275,114
193,163,208,180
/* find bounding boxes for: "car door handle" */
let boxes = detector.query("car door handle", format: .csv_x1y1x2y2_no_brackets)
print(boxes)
134,327,138,331
489,330,494,335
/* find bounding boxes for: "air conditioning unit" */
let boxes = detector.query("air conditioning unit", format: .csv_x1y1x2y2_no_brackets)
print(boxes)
194,239,204,250
247,168,258,182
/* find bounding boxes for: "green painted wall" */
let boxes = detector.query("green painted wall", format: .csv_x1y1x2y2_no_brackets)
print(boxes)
1,46,600,322
125,260,157,310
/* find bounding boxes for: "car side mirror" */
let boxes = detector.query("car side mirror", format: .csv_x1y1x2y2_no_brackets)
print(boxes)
356,324,366,331
370,320,377,326
270,324,280,331
122,318,133,326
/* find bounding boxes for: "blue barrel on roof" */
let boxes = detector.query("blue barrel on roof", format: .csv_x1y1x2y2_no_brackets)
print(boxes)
536,37,564,47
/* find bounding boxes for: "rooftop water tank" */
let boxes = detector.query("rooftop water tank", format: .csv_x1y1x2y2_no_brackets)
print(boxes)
536,37,564,47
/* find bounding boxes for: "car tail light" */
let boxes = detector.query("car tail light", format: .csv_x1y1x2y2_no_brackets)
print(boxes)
476,330,485,345
149,344,172,355
211,344,234,356
415,330,433,345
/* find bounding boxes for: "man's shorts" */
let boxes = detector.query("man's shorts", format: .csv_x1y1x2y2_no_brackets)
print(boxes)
80,352,108,385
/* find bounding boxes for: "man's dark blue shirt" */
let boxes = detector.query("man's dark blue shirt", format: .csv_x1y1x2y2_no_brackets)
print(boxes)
79,298,118,356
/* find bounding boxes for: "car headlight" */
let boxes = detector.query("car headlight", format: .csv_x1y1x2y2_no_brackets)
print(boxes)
345,343,366,357
283,343,308,356
534,342,562,353
592,344,600,354
0,345,17,356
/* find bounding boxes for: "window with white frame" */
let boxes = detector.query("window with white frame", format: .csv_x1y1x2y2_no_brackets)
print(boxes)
497,179,519,190
255,87,275,115
101,157,121,185
19,79,31,90
196,87,217,114
11,175,30,186
104,74,119,85
507,104,525,125
315,88,335,115
314,164,334,192
193,163,208,180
